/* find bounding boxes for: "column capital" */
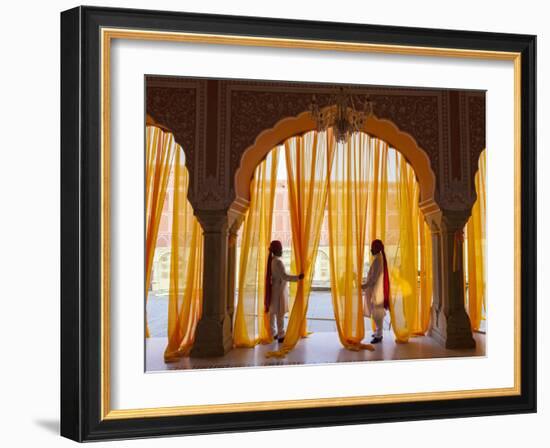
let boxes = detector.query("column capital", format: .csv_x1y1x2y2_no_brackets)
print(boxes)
228,202,247,236
440,209,471,233
425,208,471,235
195,209,228,233
227,230,238,248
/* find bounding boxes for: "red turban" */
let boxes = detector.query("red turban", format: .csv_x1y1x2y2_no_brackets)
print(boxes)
264,240,283,312
371,239,390,310
269,240,282,254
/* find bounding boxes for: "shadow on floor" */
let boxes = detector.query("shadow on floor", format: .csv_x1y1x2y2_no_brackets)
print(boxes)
146,331,486,372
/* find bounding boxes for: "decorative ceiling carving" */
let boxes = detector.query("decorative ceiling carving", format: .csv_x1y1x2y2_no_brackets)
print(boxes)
467,93,486,178
146,77,205,201
146,86,196,168
146,76,485,213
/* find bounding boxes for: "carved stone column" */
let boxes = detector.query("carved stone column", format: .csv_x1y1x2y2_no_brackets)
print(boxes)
190,210,233,357
226,208,246,328
427,210,476,349
226,227,238,328
428,219,444,340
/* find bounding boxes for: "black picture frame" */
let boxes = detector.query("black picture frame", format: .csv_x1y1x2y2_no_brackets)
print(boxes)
61,5,536,442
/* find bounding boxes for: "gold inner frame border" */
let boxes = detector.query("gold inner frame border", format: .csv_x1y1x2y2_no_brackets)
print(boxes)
100,27,522,421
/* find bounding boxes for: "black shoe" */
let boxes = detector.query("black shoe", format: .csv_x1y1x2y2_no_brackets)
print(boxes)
277,337,285,343
273,335,278,341
370,336,383,344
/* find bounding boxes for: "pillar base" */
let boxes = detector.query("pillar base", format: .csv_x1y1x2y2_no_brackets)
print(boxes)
428,309,446,347
190,315,233,358
445,309,476,349
425,209,477,351
429,307,476,350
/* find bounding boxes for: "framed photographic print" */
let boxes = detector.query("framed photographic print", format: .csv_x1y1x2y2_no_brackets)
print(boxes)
60,5,536,442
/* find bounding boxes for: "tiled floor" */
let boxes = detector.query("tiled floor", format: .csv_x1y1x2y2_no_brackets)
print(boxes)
146,330,486,372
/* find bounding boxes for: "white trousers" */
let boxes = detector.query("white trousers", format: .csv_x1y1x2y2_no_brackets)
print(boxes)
372,306,385,338
270,310,285,339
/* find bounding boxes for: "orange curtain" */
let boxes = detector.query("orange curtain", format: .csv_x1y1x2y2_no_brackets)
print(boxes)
267,130,335,357
145,126,177,338
163,148,204,361
417,203,433,335
386,152,420,343
366,139,389,334
226,128,432,353
465,150,486,330
233,148,279,347
367,139,389,244
362,142,432,341
407,166,435,336
327,132,374,351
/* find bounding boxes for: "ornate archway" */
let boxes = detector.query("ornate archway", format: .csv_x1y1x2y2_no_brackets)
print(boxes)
146,77,484,355
231,109,437,223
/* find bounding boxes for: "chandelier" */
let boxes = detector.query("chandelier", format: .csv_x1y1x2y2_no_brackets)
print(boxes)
310,88,374,144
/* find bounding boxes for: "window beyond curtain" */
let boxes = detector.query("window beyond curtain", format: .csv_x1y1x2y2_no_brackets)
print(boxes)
145,126,178,338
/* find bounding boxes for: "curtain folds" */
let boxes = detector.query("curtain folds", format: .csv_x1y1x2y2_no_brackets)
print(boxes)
366,140,389,334
145,126,177,338
367,139,389,244
226,126,437,357
466,150,486,331
163,145,204,361
327,133,374,351
266,130,335,357
233,149,280,347
148,123,440,356
418,207,433,335
363,142,432,343
387,153,423,343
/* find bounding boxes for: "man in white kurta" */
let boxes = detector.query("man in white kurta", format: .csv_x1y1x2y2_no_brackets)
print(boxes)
266,240,303,342
362,239,389,343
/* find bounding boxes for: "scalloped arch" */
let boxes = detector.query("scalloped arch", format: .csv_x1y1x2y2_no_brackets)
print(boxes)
232,110,437,217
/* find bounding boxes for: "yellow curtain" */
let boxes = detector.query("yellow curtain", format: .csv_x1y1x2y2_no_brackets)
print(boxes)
367,139,389,243
417,204,433,335
145,126,177,338
233,148,279,347
386,152,419,343
466,150,486,331
267,130,335,357
327,132,374,351
407,169,435,336
164,147,204,361
239,130,430,352
366,139,389,334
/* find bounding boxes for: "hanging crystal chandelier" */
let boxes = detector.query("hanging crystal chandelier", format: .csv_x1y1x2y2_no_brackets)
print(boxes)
310,88,374,144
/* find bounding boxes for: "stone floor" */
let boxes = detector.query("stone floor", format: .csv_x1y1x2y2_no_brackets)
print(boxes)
145,330,486,372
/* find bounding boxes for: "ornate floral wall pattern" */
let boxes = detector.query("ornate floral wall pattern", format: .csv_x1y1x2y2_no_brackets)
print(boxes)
146,77,485,213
